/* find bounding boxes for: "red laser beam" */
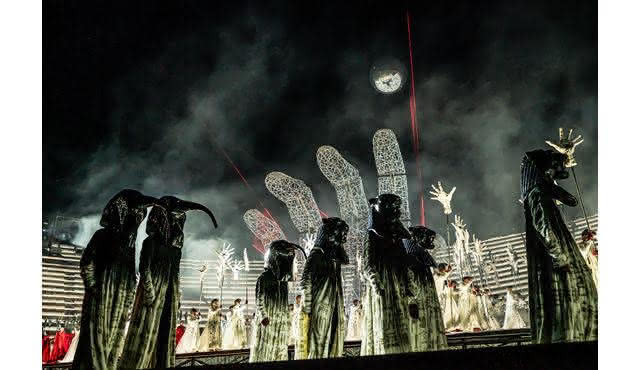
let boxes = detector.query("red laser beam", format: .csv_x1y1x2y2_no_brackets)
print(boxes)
217,145,288,254
407,10,426,226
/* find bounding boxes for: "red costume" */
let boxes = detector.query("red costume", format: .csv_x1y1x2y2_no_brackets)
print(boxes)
176,324,186,346
42,336,51,363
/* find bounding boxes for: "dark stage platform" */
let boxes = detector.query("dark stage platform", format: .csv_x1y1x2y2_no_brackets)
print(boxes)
173,341,597,370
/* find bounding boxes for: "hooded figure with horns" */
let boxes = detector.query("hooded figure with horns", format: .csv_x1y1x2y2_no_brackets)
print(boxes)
520,149,597,343
361,194,417,356
403,226,448,351
118,196,217,369
73,190,161,370
249,240,306,363
296,217,350,360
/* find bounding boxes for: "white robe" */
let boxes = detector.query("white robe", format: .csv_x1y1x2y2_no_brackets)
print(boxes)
433,270,451,308
176,315,201,354
579,240,599,291
458,283,484,331
442,286,460,331
60,330,79,363
222,305,248,349
502,291,526,329
479,295,500,330
346,304,363,340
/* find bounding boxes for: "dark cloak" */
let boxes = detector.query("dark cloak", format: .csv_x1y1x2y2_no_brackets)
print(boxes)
118,196,217,369
250,240,305,363
521,150,598,343
403,226,447,351
360,194,413,356
296,217,349,359
73,190,159,370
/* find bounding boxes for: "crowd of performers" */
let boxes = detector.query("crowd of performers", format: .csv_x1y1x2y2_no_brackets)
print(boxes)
62,142,597,369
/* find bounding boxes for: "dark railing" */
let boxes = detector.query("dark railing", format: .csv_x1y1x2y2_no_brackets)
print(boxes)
42,329,531,369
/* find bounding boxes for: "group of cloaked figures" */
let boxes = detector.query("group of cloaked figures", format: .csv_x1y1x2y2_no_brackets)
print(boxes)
69,147,597,369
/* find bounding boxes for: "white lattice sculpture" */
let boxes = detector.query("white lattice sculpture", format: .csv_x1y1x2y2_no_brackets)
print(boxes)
372,129,411,225
316,146,370,229
316,145,369,254
243,209,287,251
265,171,322,234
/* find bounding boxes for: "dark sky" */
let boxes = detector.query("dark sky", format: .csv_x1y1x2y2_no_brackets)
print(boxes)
44,0,597,259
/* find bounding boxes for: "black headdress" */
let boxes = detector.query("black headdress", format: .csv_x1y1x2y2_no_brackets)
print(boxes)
520,150,577,206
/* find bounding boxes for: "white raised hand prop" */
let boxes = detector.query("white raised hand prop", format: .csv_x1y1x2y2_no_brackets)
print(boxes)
429,181,456,215
545,127,584,167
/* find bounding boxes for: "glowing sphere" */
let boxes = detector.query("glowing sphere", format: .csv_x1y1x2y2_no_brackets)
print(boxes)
370,58,406,94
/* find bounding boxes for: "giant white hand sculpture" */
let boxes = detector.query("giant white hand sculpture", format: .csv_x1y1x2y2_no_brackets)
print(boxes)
429,181,456,215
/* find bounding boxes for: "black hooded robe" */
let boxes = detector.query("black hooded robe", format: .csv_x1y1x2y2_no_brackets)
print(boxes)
522,151,598,343
118,232,182,369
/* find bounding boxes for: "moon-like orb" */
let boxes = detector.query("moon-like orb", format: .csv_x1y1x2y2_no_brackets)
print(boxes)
370,58,406,94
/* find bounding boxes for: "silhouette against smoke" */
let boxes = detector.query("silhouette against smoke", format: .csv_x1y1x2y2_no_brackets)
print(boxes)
47,2,597,260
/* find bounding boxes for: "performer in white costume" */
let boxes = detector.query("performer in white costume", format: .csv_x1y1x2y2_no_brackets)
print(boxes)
222,299,248,349
578,229,599,291
346,299,363,340
433,263,453,308
502,288,526,329
479,289,500,330
443,280,460,332
287,304,296,346
289,295,302,345
458,277,483,332
176,309,202,354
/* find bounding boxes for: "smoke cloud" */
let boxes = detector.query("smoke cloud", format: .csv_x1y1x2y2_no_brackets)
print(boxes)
49,3,597,260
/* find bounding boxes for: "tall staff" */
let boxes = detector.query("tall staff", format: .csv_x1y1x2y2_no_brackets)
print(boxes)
244,248,250,305
546,128,591,229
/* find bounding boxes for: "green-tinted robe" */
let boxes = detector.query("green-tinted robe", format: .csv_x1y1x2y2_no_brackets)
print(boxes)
360,230,412,356
73,230,137,370
249,270,290,363
296,248,345,359
406,267,447,351
118,234,182,369
524,187,598,343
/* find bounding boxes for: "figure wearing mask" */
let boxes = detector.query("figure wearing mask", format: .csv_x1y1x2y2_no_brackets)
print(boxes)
360,194,416,356
73,190,161,370
118,196,217,368
403,226,447,351
520,149,597,343
296,217,350,359
249,240,306,362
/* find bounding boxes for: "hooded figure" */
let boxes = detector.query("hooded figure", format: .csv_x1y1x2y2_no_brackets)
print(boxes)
360,194,415,356
296,217,350,359
520,149,597,343
73,190,161,370
403,226,448,351
249,240,306,363
118,196,217,369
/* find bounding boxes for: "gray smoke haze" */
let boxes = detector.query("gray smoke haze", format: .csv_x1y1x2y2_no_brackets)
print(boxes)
61,5,596,260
